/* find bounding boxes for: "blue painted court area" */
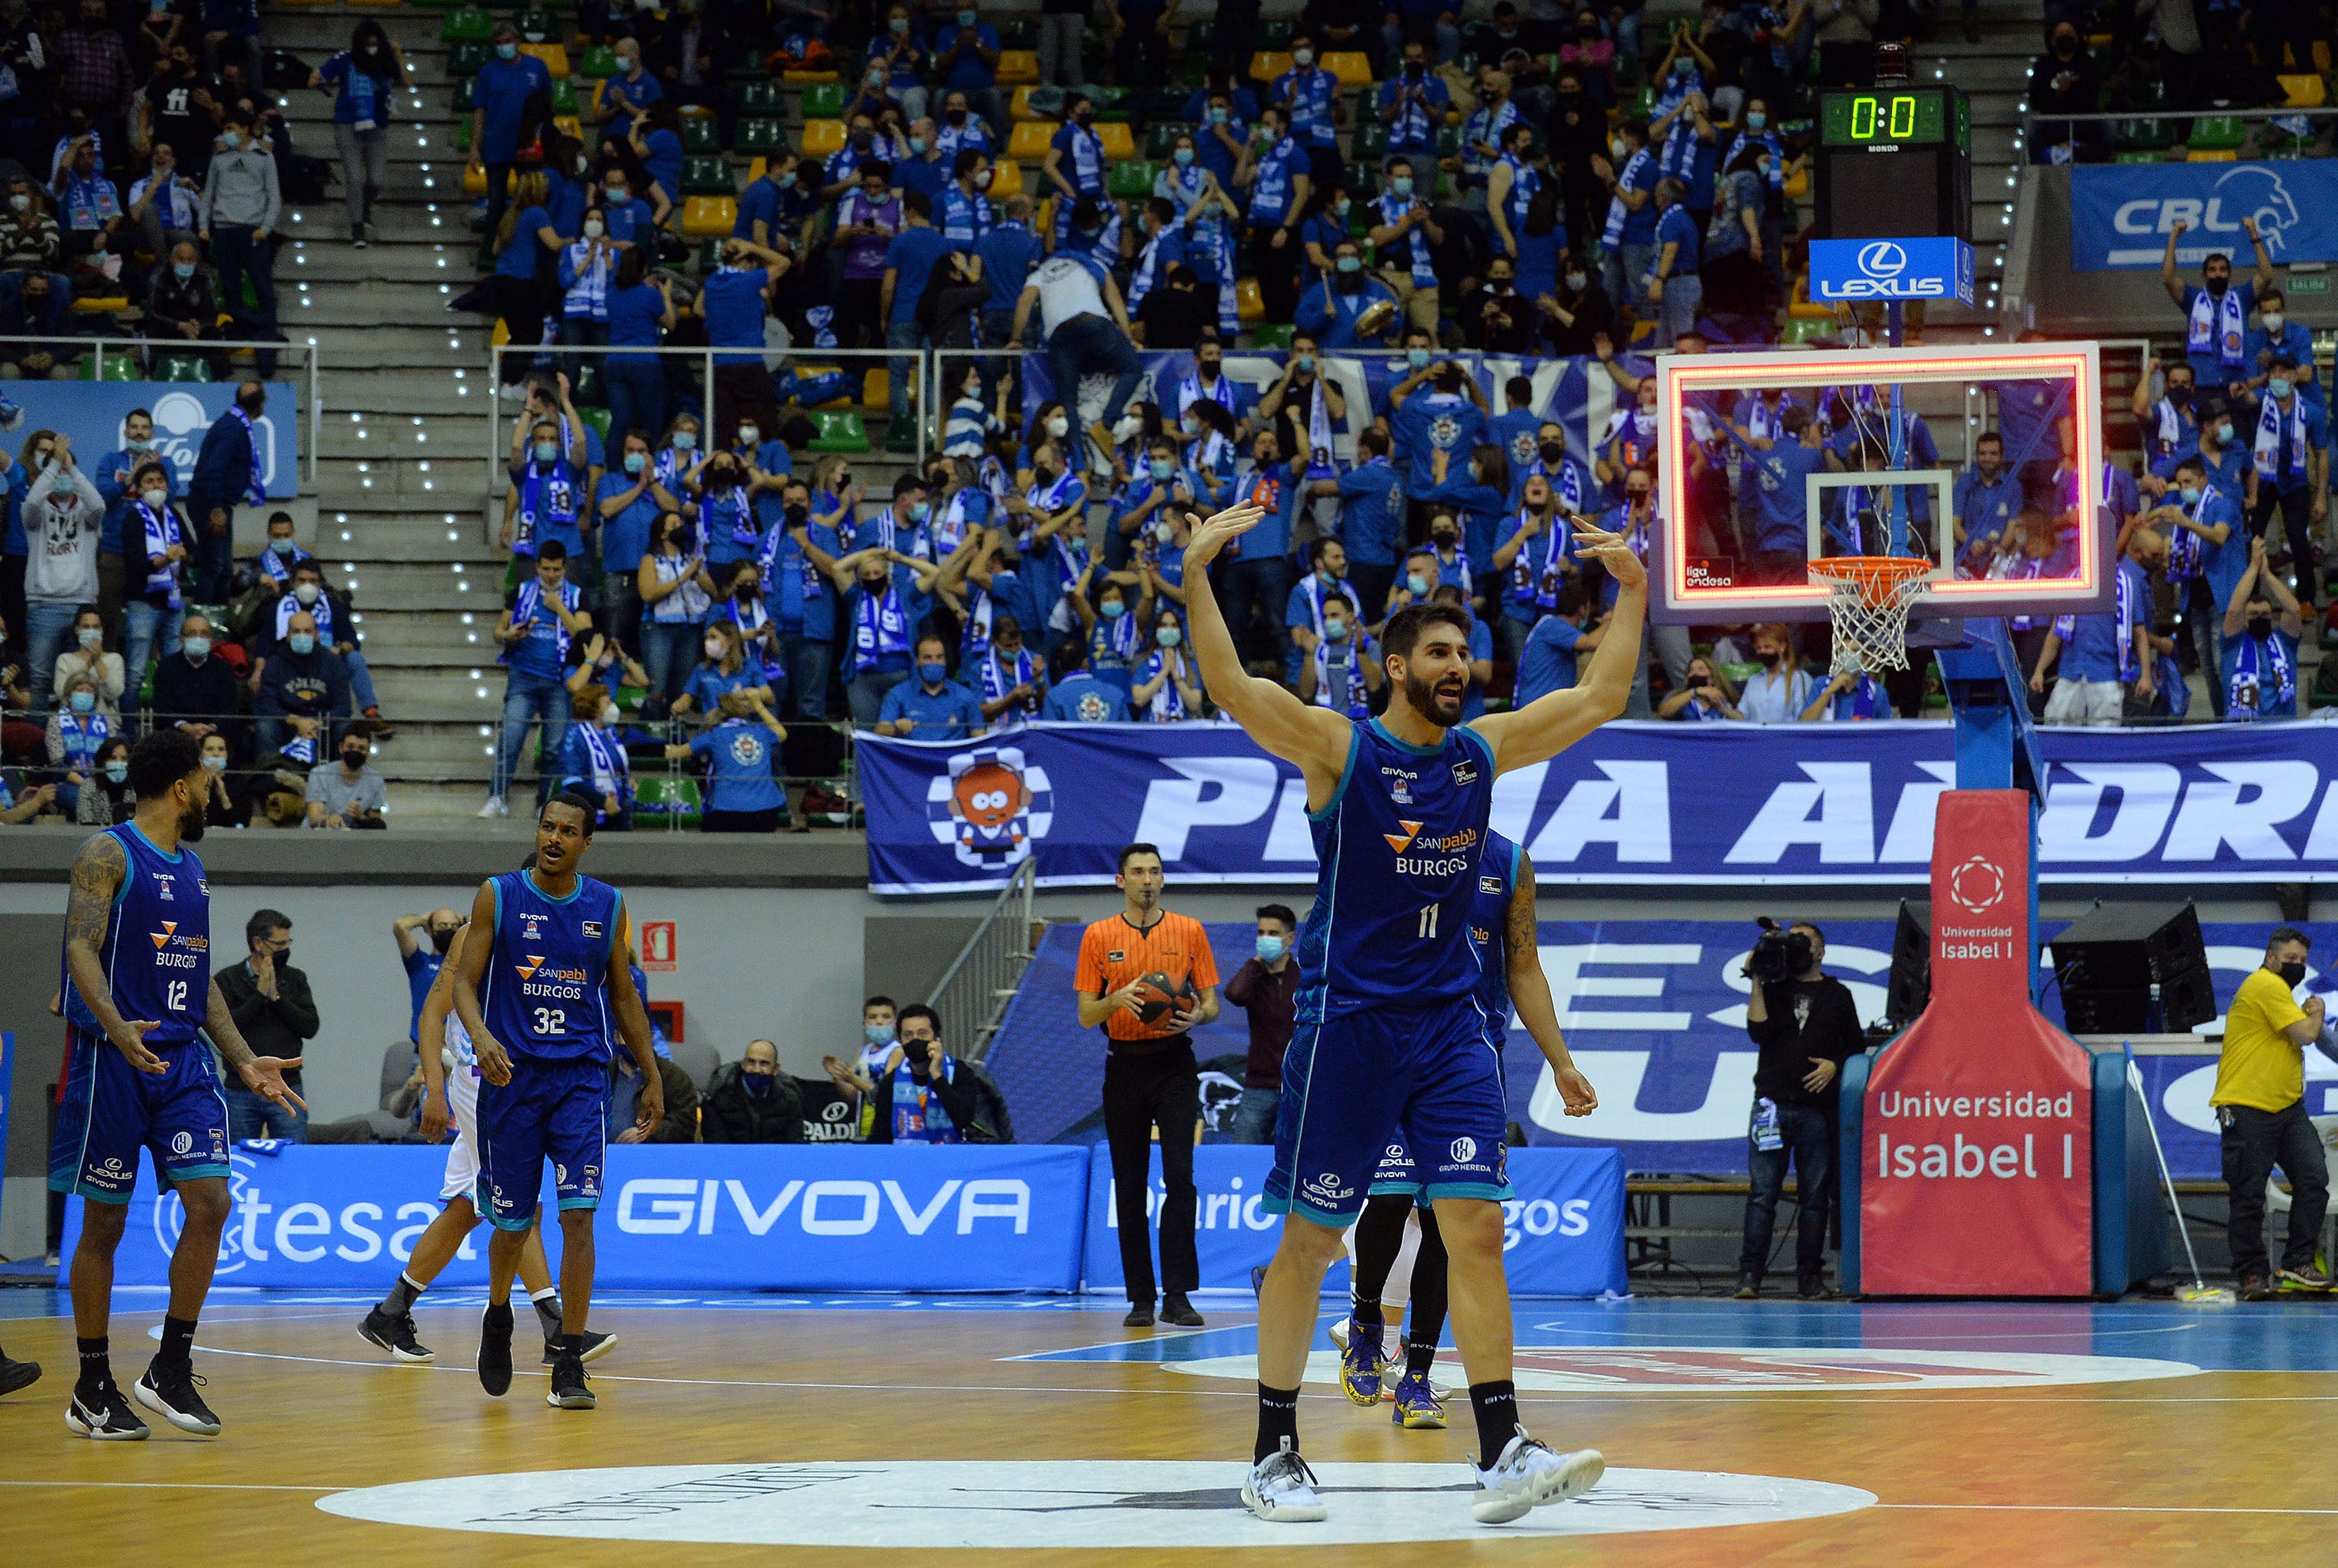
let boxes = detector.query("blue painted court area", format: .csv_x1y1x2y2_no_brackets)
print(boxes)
6,1289,2336,1376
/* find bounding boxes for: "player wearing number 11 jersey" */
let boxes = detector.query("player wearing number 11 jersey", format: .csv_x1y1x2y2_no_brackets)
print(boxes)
452,791,660,1412
1180,499,1636,1528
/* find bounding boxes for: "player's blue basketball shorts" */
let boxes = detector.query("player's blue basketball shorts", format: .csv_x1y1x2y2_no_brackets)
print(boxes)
474,1052,607,1230
1264,1000,1511,1225
49,1026,232,1202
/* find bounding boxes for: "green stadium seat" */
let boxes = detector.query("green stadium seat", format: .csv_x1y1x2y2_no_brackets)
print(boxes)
996,17,1036,48
2116,118,2172,150
1146,120,1192,159
633,774,702,828
736,118,785,155
1257,17,1291,47
450,78,474,112
806,410,871,452
1093,85,1132,122
1144,87,1188,120
1186,17,1215,53
697,237,725,270
454,118,472,153
513,6,556,43
2115,150,2164,164
570,359,604,407
549,78,578,115
1779,316,1832,346
78,351,138,381
738,80,784,114
682,115,722,153
576,43,618,79
1435,123,1462,157
883,420,918,454
682,154,734,194
447,40,492,77
580,405,612,442
1630,85,1658,121
157,354,211,383
1353,122,1388,161
802,82,846,118
2188,116,2246,150
441,5,493,43
1250,323,1294,348
1107,158,1157,199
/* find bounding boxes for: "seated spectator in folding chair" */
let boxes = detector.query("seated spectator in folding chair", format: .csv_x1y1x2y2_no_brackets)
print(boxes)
306,730,388,829
251,558,386,731
0,268,75,378
699,1040,806,1143
867,1004,1013,1144
253,608,351,760
141,240,226,377
151,611,243,749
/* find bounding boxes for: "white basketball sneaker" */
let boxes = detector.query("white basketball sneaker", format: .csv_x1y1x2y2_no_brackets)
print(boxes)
1241,1437,1328,1523
1472,1428,1604,1524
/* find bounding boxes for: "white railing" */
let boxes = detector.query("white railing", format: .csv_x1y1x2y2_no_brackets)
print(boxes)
0,332,319,484
925,857,1039,1062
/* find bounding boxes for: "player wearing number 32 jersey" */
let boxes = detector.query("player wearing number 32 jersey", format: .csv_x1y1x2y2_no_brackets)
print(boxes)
452,791,660,1414
1179,497,1633,1528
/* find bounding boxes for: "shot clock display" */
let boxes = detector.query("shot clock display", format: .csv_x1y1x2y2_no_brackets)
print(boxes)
1813,85,1972,245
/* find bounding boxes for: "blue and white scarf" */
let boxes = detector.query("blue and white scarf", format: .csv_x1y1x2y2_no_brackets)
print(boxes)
2255,390,2310,481
274,589,336,644
1139,647,1192,720
55,706,108,769
890,1056,960,1143
1724,127,1785,193
977,643,1039,725
515,461,577,556
1310,637,1370,717
1063,123,1104,195
561,240,610,319
1507,514,1568,614
701,481,758,552
650,550,711,624
1294,572,1356,639
2189,284,2248,370
2230,629,2296,719
61,170,119,230
231,407,264,503
257,542,311,585
503,577,579,666
1461,100,1519,183
851,581,911,673
135,499,182,605
1602,146,1654,245
1658,114,1704,180
1376,191,1435,285
572,721,630,808
721,593,784,684
1250,137,1302,222
1833,674,1889,719
2169,483,2216,585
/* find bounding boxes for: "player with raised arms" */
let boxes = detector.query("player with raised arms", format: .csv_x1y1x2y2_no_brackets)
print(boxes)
51,729,305,1439
450,791,660,1410
1180,500,1637,1524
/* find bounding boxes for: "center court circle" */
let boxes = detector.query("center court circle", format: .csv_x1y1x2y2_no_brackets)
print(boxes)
1163,1346,2202,1391
317,1461,1876,1547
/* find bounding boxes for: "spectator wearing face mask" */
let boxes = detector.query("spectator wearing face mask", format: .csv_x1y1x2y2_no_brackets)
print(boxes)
257,560,386,731
636,510,717,717
699,1038,807,1143
215,909,317,1140
557,681,634,829
253,608,351,760
151,612,241,748
557,211,619,385
482,541,592,815
307,731,387,828
868,1004,1014,1144
74,735,135,826
666,687,789,832
2211,926,2332,1299
874,632,987,738
187,380,270,601
1222,903,1298,1143
465,24,552,252
393,907,466,1047
1735,621,1812,723
47,670,112,817
197,110,283,369
23,434,105,711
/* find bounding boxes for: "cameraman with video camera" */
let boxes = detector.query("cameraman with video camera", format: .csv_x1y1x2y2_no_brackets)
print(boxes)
1737,920,1865,1300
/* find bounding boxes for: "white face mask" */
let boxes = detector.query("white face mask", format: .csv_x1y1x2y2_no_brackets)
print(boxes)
704,636,725,659
140,488,165,507
2263,311,2287,332
1046,415,1069,439
583,218,605,239
293,582,320,604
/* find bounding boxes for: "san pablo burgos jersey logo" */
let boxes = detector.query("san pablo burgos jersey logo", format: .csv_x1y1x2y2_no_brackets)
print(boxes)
927,744,1053,871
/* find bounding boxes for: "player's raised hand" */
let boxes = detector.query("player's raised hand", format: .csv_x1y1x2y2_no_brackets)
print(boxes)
1180,503,1264,571
1552,1061,1599,1116
1567,514,1644,588
474,1032,514,1087
241,1054,306,1110
109,1018,167,1075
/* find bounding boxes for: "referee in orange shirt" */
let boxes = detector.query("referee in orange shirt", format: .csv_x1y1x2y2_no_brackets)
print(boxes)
1077,841,1222,1327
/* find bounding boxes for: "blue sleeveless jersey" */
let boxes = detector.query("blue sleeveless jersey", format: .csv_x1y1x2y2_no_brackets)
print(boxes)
477,868,623,1062
61,824,211,1048
1467,830,1522,1041
1295,719,1496,1021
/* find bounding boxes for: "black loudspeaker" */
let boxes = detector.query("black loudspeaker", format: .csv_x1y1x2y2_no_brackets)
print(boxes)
2048,902,2216,1035
1886,899,1930,1026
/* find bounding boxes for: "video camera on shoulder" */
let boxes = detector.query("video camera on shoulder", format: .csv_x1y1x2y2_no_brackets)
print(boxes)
1746,917,1812,985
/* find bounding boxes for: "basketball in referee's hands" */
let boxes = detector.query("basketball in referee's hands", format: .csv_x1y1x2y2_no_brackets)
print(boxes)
1131,972,1193,1025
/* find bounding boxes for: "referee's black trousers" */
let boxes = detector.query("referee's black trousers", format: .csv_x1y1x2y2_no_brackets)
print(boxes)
1104,1039,1199,1303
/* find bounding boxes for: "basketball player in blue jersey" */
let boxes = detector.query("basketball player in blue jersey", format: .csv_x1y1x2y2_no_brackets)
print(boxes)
450,792,660,1410
1182,501,1639,1524
1332,830,1598,1429
49,731,306,1441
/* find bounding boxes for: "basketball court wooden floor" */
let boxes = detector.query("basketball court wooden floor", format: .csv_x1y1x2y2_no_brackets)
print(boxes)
2,1289,2334,1566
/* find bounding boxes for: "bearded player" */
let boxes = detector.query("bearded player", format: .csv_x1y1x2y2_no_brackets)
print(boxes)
1180,501,1636,1524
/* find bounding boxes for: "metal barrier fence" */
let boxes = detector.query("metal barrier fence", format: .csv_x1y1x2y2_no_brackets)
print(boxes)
0,332,320,485
924,856,1038,1061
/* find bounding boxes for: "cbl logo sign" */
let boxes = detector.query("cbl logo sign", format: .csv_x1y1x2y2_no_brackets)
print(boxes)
1809,237,1975,305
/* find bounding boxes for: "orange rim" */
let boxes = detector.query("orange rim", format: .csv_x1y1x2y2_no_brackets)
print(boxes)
1807,556,1933,607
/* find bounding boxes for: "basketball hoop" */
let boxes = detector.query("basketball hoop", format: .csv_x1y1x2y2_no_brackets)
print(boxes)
1807,556,1934,674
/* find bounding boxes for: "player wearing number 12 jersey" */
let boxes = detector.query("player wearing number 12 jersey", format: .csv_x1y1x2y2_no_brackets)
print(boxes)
1180,499,1635,1527
50,730,304,1441
451,791,660,1412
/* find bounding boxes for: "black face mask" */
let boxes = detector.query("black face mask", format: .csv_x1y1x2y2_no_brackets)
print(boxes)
1431,528,1458,546
431,924,458,955
341,749,367,769
1757,647,1781,666
1538,441,1566,465
2279,959,2309,989
945,108,966,125
2249,615,2274,639
1335,269,1366,293
1198,359,1220,377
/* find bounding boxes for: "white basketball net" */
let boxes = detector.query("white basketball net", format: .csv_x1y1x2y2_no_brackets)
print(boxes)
1808,561,1931,675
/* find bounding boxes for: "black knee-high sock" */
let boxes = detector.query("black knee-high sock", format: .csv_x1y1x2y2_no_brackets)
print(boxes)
1405,1206,1448,1378
1469,1380,1519,1469
1348,1194,1412,1327
1255,1382,1301,1464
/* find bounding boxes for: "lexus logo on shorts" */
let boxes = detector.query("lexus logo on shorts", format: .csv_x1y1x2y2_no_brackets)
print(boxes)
1384,1144,1405,1160
1450,1137,1477,1164
1948,856,2006,913
1317,1172,1342,1190
1857,241,1907,279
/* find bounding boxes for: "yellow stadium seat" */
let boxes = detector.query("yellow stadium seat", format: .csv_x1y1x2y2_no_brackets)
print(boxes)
1009,85,1044,122
1009,120,1058,161
2318,40,2333,71
2187,148,2238,161
492,317,511,347
2280,74,2328,108
861,367,889,410
552,115,581,142
783,69,839,83
800,119,846,157
747,157,766,182
343,0,402,8
1251,51,1291,82
987,158,1025,197
464,162,487,197
1782,163,1808,200
72,295,130,313
682,196,737,236
519,43,568,78
1322,51,1371,89
1236,276,1263,324
1097,122,1135,161
997,48,1039,85
1786,275,1834,319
